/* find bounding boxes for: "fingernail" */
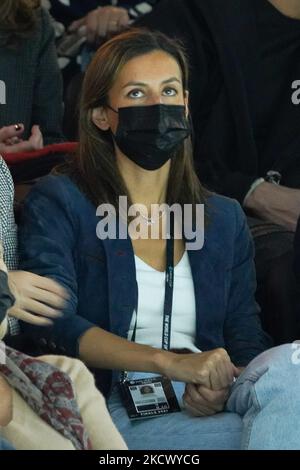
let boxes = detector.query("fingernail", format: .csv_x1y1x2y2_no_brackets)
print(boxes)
14,124,22,131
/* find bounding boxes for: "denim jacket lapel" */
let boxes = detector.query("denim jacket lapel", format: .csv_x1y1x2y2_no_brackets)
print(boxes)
101,220,138,339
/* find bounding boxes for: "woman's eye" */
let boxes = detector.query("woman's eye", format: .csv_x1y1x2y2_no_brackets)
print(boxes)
163,87,178,96
127,89,144,99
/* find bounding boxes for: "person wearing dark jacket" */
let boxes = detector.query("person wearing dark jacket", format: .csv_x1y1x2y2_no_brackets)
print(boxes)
138,0,300,344
0,0,64,148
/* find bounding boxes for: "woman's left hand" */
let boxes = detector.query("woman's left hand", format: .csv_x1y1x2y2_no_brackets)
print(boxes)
183,383,230,417
0,375,13,426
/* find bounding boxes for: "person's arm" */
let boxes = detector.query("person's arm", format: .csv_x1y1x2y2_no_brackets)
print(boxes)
69,6,130,43
79,326,235,388
244,181,300,231
19,176,86,355
0,125,43,154
32,7,64,145
0,243,10,340
68,1,158,42
224,201,273,367
19,176,235,388
0,249,14,428
7,270,68,327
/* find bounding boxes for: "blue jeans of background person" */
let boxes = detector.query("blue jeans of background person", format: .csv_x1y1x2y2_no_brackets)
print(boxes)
108,344,300,450
0,438,14,450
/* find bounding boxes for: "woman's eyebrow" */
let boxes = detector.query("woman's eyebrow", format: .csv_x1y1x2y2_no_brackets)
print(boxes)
122,77,182,89
122,81,147,89
161,77,182,85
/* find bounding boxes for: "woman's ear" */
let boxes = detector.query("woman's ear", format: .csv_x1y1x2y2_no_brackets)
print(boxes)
184,90,189,118
92,107,110,131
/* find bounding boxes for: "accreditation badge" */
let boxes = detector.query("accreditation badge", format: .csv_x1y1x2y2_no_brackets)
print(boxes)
119,376,181,421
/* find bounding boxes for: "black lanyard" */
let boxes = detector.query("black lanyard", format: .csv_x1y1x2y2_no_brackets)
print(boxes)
126,212,175,378
162,212,175,351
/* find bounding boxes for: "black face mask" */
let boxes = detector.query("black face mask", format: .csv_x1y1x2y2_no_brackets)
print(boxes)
0,270,14,324
108,104,191,171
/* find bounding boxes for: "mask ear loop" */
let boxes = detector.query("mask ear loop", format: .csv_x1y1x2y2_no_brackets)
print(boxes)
106,104,118,114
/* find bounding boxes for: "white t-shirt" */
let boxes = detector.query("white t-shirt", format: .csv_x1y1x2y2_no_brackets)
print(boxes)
128,251,201,353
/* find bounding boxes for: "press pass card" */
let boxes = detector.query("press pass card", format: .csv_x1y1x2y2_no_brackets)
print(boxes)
119,376,181,421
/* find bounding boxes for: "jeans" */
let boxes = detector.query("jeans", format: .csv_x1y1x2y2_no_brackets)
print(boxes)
0,438,14,450
108,344,300,450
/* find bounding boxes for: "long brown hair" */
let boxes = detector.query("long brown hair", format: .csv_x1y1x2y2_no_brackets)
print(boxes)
61,28,208,210
0,0,40,47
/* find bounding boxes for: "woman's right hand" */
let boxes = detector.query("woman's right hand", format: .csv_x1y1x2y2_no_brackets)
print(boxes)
7,271,68,326
0,124,43,154
162,348,236,390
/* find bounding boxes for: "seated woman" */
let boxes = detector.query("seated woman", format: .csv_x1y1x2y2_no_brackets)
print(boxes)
19,28,300,450
0,243,127,450
0,0,64,151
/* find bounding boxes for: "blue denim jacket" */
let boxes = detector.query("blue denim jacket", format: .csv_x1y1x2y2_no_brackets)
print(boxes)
18,175,271,396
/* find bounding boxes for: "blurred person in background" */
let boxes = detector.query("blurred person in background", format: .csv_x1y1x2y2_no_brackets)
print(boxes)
138,0,300,345
0,0,64,152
